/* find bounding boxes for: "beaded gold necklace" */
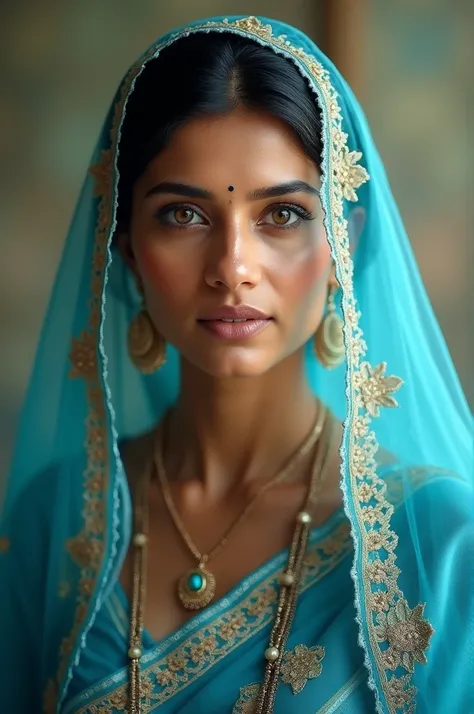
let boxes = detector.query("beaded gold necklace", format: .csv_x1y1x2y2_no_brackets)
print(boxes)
127,409,333,714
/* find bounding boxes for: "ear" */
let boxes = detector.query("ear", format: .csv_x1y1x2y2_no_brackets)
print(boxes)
347,206,366,255
117,232,143,294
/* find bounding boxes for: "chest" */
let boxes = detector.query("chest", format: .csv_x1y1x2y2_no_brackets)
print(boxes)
120,488,312,642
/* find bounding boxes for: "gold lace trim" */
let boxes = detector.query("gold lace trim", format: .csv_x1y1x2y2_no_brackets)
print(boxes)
58,15,436,714
74,520,352,713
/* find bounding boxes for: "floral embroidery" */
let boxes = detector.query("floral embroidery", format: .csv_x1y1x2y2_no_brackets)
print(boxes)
220,613,246,640
89,149,114,199
108,689,128,708
190,635,217,662
66,532,103,569
361,505,382,525
0,536,10,553
232,683,260,714
156,669,177,688
355,362,403,418
358,482,377,502
280,644,325,694
75,521,353,713
385,675,417,710
371,591,390,613
365,559,389,584
367,531,386,551
69,331,97,379
334,149,369,201
375,600,434,673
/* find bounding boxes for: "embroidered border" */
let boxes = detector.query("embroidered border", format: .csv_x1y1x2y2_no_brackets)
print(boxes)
67,466,443,714
61,16,434,714
46,49,158,714
73,520,353,713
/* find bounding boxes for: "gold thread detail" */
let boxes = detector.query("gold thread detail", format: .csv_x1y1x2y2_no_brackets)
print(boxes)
280,644,325,694
73,520,352,713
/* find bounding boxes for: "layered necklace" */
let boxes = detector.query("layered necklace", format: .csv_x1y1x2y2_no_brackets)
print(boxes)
127,405,334,714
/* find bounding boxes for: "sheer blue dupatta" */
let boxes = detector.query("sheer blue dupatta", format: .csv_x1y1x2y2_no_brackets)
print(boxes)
1,15,472,714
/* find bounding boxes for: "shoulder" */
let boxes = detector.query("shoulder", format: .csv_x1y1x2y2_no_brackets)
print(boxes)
383,462,473,521
0,452,87,558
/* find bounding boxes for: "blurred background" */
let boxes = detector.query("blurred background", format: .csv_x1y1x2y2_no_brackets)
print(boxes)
1,0,472,476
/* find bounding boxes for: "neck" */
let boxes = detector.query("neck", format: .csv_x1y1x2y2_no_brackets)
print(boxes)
165,349,319,499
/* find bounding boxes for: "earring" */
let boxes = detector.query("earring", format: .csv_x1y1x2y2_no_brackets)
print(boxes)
128,308,166,374
314,286,345,369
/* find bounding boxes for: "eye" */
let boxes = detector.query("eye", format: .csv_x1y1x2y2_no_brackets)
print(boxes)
259,203,314,229
155,204,207,227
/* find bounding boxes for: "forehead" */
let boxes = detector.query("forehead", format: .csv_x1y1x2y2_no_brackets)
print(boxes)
138,109,320,188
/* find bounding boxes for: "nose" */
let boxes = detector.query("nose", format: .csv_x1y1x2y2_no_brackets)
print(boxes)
204,219,262,291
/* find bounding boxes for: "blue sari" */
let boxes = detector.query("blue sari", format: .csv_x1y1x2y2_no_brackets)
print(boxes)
1,15,473,714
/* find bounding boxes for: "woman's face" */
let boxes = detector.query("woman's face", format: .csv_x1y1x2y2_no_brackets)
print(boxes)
128,108,332,378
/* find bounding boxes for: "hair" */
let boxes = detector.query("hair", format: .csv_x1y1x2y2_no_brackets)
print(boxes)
117,32,323,227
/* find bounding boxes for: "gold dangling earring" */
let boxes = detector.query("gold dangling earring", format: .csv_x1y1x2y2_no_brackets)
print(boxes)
128,307,166,374
314,285,345,369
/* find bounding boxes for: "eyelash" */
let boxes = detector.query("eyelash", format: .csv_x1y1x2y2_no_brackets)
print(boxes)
154,202,315,231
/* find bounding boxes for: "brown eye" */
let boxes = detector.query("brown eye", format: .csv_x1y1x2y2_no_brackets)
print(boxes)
272,208,291,225
174,207,195,224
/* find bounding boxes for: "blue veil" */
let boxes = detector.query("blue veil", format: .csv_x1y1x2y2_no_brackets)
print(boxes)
1,15,472,714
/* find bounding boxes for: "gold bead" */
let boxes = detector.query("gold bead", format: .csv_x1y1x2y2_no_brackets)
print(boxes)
279,571,295,587
264,646,280,662
133,533,147,547
297,511,312,525
128,646,142,660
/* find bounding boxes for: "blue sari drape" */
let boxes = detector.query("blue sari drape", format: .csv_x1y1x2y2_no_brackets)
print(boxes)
1,14,472,714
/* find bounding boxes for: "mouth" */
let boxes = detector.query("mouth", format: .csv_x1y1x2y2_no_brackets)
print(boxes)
197,307,272,341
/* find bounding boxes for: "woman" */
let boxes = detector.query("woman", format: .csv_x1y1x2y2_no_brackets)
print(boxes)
0,14,472,714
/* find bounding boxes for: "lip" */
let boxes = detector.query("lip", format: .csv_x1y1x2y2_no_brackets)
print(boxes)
197,305,273,341
198,305,271,321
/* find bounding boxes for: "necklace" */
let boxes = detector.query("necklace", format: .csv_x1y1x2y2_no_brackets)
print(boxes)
127,407,334,714
155,406,327,611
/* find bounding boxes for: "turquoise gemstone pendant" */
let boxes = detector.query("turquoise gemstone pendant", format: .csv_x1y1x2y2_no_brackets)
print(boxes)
178,565,216,610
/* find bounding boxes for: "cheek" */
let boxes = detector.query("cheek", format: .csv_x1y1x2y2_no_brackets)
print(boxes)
134,240,197,309
273,227,332,305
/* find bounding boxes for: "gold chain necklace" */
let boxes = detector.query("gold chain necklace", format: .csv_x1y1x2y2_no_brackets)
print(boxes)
127,408,334,714
155,406,326,610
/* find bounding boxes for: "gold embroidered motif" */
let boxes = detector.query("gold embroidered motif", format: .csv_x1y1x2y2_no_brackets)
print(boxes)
69,331,97,379
0,536,9,553
334,150,369,202
89,149,114,198
385,675,417,710
375,600,434,673
66,532,103,569
232,683,260,714
75,522,352,713
280,644,325,694
355,362,403,418
370,591,390,613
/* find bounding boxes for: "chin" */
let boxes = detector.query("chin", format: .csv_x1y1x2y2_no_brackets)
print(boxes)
192,346,277,379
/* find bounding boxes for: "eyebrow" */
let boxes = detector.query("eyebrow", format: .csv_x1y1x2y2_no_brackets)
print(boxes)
144,179,320,201
145,181,212,199
248,180,320,200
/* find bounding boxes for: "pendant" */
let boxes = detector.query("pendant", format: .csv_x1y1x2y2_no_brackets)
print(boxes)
177,565,216,610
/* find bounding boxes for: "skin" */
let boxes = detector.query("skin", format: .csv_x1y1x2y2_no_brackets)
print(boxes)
119,108,344,640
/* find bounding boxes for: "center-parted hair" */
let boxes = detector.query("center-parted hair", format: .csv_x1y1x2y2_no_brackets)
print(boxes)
117,32,322,227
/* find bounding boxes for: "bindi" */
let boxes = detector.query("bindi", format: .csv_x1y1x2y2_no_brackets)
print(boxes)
227,185,235,192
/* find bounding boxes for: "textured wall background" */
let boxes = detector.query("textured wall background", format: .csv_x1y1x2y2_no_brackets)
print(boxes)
0,0,471,478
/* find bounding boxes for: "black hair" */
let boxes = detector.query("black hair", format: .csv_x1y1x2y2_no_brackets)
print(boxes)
117,32,322,227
